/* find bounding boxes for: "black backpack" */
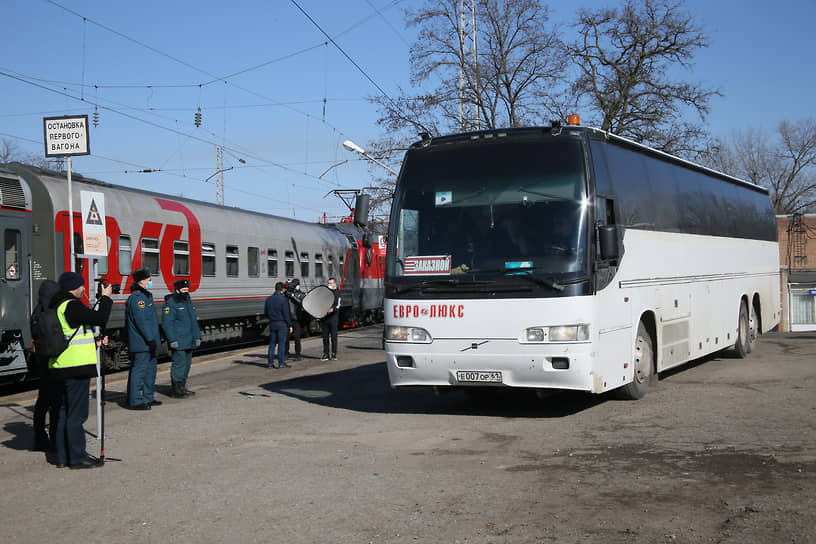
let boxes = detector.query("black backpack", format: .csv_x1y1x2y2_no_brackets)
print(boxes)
30,282,79,359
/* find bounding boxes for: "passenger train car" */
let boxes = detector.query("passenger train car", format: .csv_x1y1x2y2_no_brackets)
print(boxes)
0,162,385,381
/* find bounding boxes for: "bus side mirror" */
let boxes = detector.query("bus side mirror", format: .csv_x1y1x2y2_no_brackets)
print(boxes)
598,224,620,260
354,194,370,227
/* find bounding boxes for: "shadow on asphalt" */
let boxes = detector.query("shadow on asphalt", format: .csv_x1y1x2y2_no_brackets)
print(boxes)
258,361,607,418
2,421,36,451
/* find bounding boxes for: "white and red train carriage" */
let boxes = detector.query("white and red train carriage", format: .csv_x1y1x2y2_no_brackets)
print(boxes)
0,162,383,380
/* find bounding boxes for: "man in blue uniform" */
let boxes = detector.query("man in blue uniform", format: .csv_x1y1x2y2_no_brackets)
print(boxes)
162,279,202,398
125,268,162,410
264,282,292,369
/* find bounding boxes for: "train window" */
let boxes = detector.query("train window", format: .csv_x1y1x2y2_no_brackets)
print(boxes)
315,253,324,278
202,243,216,277
119,235,132,276
141,238,159,276
300,252,309,277
267,249,278,278
285,251,295,278
173,241,190,276
226,245,239,277
339,254,345,276
4,229,21,281
328,255,334,278
248,246,259,277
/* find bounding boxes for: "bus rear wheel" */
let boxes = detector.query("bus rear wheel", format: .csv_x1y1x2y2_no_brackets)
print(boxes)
616,322,653,400
734,301,754,358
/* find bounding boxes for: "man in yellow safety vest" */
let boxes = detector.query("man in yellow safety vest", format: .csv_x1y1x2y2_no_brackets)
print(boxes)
48,271,113,469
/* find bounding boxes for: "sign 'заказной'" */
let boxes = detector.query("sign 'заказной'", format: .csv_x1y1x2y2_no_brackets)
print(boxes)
43,115,90,157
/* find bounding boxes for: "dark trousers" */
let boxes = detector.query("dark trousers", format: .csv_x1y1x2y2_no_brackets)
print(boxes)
33,374,60,445
321,312,339,357
129,351,157,407
54,377,91,465
286,320,302,356
170,349,193,382
268,321,288,366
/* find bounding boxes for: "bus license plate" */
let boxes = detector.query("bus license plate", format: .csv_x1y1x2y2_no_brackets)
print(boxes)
456,371,502,383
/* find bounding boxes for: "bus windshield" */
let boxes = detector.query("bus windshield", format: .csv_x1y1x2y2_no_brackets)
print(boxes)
387,138,589,288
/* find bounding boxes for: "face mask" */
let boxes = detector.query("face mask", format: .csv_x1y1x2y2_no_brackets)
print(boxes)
329,284,336,290
147,280,153,290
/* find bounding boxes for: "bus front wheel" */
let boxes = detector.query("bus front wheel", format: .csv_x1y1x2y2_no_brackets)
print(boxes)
617,322,653,400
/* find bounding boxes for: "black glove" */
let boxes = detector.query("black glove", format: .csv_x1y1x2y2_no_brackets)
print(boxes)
148,340,157,357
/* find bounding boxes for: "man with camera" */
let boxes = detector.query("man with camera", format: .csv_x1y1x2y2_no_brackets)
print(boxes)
284,279,306,361
125,268,162,410
48,271,113,469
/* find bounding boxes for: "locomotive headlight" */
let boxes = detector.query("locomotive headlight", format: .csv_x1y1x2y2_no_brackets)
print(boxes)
523,324,589,343
385,325,432,343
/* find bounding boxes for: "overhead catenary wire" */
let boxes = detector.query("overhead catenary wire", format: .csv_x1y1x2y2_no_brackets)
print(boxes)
289,0,398,108
0,71,350,205
9,1,411,216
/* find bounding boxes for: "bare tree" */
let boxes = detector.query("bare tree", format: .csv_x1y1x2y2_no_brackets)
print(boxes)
567,0,719,155
703,119,816,214
367,0,566,215
374,0,565,137
1,138,20,164
1,137,61,170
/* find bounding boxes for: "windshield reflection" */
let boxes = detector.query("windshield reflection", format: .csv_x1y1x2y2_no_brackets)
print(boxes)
387,138,589,289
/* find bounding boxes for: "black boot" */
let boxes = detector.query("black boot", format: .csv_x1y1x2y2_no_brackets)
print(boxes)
181,379,195,396
170,381,187,398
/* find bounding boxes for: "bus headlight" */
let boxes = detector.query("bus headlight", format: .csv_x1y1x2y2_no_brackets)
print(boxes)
524,324,589,343
385,325,432,343
526,328,546,342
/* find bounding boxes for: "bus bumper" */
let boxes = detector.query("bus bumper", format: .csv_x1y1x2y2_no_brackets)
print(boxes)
385,339,596,392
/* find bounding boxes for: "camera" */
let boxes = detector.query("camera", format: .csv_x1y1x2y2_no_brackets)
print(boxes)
96,278,121,296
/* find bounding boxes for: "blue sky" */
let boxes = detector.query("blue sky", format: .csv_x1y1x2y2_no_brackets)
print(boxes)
2,0,814,220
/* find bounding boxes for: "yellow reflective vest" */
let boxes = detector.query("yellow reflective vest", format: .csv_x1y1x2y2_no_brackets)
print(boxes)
49,299,98,377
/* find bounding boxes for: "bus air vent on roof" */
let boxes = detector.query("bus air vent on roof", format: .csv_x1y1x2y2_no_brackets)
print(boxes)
0,176,26,209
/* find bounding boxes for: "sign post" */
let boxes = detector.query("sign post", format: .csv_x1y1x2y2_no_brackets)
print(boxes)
81,191,107,442
43,115,90,272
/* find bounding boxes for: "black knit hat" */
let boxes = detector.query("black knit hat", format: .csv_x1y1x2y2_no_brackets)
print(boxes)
133,268,151,283
174,279,190,290
58,271,84,291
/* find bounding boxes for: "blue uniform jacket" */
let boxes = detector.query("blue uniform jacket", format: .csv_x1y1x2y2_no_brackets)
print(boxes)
264,292,291,326
125,284,162,353
162,292,202,350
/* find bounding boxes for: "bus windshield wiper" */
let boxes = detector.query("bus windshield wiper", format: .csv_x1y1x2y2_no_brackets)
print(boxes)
463,266,588,292
510,273,564,291
385,278,496,295
420,278,495,287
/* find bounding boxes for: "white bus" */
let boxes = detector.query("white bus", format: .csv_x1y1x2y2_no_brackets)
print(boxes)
383,120,780,399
